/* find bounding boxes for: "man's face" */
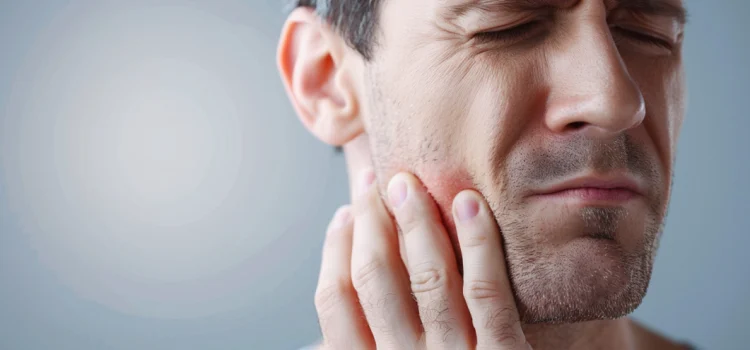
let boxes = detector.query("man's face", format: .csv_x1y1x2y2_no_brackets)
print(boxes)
358,0,686,323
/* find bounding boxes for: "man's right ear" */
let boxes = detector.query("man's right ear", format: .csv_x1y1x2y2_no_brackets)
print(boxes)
277,7,364,147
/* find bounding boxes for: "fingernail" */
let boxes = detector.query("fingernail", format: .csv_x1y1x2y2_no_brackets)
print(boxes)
388,175,408,208
331,206,351,230
455,193,479,223
358,169,375,196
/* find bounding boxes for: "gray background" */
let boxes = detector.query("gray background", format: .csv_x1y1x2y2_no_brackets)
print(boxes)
0,1,747,349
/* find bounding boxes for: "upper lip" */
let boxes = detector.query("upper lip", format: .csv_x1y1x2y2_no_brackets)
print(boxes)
532,174,644,197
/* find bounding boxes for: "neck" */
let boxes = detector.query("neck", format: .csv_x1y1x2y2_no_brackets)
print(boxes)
523,318,636,350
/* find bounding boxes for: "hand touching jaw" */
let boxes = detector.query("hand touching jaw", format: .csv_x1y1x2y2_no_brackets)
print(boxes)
312,169,688,350
315,169,532,349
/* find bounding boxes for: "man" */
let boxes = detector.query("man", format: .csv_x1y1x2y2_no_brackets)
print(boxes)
277,0,692,348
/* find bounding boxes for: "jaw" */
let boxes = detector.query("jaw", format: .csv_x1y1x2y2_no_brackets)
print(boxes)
498,202,661,324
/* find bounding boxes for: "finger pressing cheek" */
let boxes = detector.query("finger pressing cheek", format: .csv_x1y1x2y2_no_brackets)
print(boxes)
388,172,474,349
453,190,529,349
351,169,422,348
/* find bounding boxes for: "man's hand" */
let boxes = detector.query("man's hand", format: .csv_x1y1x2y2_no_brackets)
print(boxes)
314,170,530,350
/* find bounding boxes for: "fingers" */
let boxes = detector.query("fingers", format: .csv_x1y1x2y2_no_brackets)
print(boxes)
387,173,473,349
327,169,529,350
350,169,422,349
316,205,374,350
453,190,531,350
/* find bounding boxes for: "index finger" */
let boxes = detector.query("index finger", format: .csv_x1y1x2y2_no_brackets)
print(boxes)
452,190,531,350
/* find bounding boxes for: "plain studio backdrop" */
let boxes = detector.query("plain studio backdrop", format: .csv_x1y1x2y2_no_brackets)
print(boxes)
0,1,747,349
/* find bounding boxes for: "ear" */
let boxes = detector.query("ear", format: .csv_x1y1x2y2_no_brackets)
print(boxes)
277,7,364,147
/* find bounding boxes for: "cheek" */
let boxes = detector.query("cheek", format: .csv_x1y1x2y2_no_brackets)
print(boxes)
415,164,475,243
627,57,684,165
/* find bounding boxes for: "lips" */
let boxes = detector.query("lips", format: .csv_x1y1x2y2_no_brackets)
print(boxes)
530,175,644,201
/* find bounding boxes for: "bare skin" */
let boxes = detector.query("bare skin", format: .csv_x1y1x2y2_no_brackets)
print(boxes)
277,0,690,348
315,169,532,349
308,168,688,349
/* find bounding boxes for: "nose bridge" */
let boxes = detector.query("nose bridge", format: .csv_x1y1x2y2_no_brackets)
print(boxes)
545,17,646,138
578,23,640,100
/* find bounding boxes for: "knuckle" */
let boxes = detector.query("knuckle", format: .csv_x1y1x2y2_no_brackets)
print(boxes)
483,307,523,347
351,258,387,292
464,279,503,301
492,325,521,347
400,219,433,240
409,262,450,296
459,230,490,248
314,281,349,317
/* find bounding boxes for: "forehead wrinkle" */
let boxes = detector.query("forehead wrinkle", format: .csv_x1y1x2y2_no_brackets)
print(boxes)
613,0,688,24
444,0,577,18
440,0,687,23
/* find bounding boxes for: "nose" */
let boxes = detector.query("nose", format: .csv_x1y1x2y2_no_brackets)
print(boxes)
545,19,646,139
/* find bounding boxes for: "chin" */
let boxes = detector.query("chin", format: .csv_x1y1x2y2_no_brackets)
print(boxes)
500,205,662,324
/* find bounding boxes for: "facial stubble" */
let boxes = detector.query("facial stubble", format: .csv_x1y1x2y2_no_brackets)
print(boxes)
364,65,669,325
492,134,666,324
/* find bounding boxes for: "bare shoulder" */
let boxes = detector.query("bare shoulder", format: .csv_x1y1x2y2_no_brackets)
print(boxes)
629,319,693,350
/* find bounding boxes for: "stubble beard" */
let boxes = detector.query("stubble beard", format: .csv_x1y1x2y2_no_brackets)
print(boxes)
487,135,668,324
494,204,664,324
363,66,671,325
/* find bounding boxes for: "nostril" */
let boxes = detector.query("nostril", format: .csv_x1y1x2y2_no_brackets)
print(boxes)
567,121,587,130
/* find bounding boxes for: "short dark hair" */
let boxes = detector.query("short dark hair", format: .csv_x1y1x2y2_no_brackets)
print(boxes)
292,0,383,60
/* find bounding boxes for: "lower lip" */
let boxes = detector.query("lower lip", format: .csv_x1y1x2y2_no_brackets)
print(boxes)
534,188,638,202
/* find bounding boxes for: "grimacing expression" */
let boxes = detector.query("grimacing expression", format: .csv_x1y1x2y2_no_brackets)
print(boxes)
346,0,684,323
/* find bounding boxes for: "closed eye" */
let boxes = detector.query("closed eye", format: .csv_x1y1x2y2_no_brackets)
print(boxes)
611,27,674,50
474,21,545,44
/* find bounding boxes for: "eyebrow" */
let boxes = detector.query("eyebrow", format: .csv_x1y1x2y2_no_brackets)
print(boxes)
445,0,574,17
446,0,688,24
616,0,688,24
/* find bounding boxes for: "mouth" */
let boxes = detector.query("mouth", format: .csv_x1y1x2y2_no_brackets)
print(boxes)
529,174,644,203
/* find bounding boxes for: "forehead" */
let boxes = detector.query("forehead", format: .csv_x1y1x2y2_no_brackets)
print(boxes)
417,0,685,8
383,0,687,23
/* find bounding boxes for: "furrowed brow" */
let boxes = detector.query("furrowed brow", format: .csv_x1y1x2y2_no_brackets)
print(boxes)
445,0,575,18
615,0,688,24
444,0,688,23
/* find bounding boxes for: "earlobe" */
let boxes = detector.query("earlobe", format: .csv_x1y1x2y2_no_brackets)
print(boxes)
277,8,364,147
